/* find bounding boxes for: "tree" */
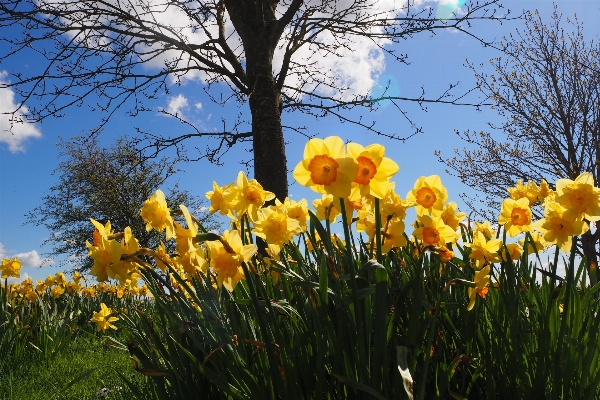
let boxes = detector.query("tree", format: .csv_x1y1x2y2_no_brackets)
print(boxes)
27,135,220,271
1,0,509,201
440,6,600,278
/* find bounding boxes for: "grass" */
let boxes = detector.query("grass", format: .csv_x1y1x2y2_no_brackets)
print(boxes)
0,326,151,400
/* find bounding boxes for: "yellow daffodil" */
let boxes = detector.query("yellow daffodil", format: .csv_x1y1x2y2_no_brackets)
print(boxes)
207,230,257,291
1,257,21,279
438,246,454,263
346,142,399,199
72,271,84,284
232,171,276,221
406,175,448,216
473,221,495,240
44,274,55,287
508,180,541,206
555,172,600,221
381,184,415,222
205,181,236,217
51,285,65,298
467,265,490,311
87,232,122,282
35,280,46,292
293,136,359,198
500,243,523,263
90,303,119,331
283,198,309,233
498,197,532,237
110,226,142,285
538,202,589,253
312,194,341,223
82,287,96,298
440,201,466,232
356,204,376,239
55,272,66,285
140,189,175,240
518,231,548,255
412,215,457,247
381,219,407,253
464,231,502,269
538,179,554,202
253,205,301,256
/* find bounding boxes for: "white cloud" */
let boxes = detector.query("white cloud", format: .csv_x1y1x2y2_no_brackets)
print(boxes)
165,94,189,117
49,0,457,104
7,272,30,285
0,243,53,268
194,102,203,110
0,71,42,152
13,250,53,268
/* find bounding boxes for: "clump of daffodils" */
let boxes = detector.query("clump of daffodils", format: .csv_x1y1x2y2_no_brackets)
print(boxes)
81,135,600,313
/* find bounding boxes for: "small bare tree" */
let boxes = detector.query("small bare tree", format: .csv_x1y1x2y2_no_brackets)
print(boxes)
440,6,600,278
26,135,220,272
1,0,509,200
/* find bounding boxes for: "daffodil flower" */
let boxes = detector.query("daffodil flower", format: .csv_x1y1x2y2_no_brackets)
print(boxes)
293,136,358,198
498,197,532,237
90,303,119,331
555,172,600,221
346,142,399,199
140,189,175,240
467,265,491,311
406,175,448,216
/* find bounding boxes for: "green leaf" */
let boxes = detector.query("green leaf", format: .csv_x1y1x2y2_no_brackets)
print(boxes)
329,373,388,400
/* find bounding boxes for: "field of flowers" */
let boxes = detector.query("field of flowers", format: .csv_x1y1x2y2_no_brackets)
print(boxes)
2,135,600,399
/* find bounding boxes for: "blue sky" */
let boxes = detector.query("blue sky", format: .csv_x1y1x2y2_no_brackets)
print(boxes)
1,0,599,283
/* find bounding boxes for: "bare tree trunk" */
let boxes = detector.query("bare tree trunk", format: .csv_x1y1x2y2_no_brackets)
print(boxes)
225,0,288,202
247,66,288,202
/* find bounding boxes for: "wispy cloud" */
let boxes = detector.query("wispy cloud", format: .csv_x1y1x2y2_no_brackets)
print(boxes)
165,94,189,117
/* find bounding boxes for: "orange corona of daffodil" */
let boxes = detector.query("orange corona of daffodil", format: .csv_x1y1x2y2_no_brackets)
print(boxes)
438,246,454,263
412,215,457,247
346,142,399,199
90,303,119,331
498,197,532,237
293,136,359,198
467,265,490,311
406,175,448,216
555,172,600,222
140,189,175,240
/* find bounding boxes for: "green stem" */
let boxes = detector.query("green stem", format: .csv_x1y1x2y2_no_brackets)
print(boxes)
339,198,369,385
375,198,383,263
